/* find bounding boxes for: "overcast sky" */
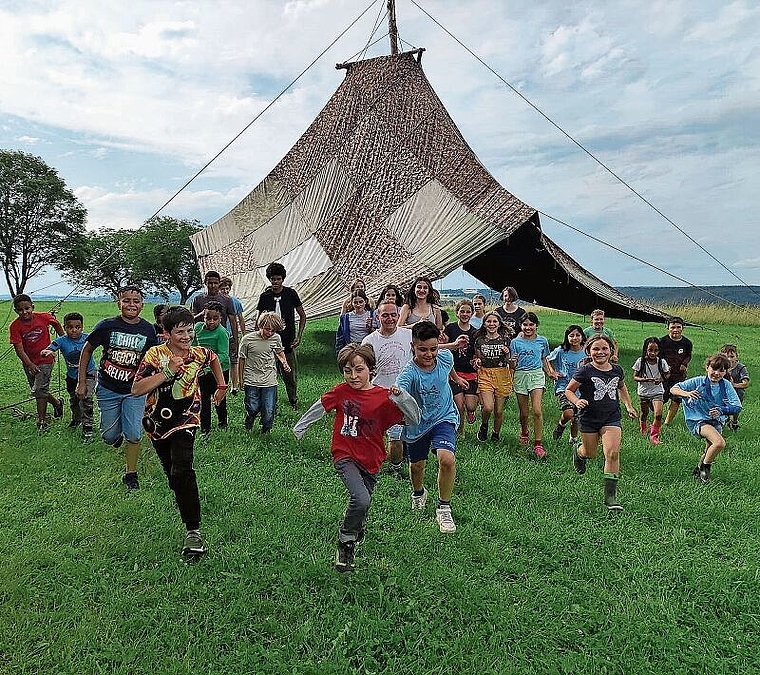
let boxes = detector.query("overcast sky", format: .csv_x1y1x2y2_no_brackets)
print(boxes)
2,0,758,295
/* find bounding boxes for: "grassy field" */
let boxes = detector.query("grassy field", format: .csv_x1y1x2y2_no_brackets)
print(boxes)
1,301,759,674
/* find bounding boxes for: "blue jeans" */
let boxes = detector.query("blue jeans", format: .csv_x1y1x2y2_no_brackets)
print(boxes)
244,385,278,431
96,384,147,445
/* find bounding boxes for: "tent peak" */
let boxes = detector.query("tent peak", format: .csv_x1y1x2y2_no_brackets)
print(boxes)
336,47,425,71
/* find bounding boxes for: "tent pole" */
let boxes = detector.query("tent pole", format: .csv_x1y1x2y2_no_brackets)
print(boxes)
388,0,399,55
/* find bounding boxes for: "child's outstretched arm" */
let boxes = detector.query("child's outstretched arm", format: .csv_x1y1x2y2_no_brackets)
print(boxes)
293,399,327,439
276,351,291,372
389,387,421,426
564,379,587,409
209,357,227,406
618,381,638,418
12,344,36,371
542,356,560,381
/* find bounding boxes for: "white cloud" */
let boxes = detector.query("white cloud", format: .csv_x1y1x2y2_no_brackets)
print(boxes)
0,0,758,288
16,135,39,144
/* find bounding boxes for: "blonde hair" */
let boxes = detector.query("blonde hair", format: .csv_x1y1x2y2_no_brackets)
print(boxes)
591,309,605,318
257,311,285,331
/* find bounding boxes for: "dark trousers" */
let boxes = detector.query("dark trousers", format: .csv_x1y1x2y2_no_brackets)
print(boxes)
335,458,378,543
66,375,94,429
278,350,298,405
198,369,228,432
153,428,201,530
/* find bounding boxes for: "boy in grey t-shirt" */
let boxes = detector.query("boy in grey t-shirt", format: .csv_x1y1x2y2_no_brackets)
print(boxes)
238,312,291,433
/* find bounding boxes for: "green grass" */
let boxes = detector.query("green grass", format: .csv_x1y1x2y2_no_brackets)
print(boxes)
1,303,759,673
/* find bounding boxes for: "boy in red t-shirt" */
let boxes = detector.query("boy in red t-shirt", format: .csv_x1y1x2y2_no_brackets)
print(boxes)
9,294,64,430
294,343,420,574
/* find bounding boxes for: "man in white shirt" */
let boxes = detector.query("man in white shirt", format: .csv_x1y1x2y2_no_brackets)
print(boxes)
362,299,413,477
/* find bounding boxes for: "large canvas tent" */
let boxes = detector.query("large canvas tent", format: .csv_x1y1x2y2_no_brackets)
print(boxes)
191,49,667,323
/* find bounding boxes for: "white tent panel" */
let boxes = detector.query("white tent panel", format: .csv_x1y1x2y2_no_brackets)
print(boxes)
294,159,357,233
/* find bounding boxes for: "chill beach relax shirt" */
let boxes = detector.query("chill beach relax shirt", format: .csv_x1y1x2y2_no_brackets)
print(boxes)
86,317,157,394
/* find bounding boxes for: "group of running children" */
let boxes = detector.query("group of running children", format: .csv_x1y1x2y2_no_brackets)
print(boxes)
9,277,749,573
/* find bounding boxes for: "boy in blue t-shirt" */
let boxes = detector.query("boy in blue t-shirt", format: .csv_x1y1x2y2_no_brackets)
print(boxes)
396,321,470,534
40,312,97,440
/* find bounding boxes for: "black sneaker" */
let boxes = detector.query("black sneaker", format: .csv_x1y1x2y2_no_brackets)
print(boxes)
182,530,207,557
552,424,566,441
477,424,488,442
122,472,140,491
36,420,50,433
335,540,355,573
290,400,299,410
694,463,711,484
68,419,81,429
490,432,500,442
572,447,587,475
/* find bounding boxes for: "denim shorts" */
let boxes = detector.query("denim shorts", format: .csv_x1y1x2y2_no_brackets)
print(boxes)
406,421,457,463
687,418,723,438
96,384,147,445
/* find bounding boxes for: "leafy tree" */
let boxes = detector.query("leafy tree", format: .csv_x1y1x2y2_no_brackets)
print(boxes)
128,216,204,304
0,150,87,296
57,227,141,297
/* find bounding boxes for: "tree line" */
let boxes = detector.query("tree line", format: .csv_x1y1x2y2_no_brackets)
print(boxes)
0,149,203,303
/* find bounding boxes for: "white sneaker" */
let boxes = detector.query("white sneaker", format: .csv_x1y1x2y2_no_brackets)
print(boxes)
411,487,428,510
436,505,457,533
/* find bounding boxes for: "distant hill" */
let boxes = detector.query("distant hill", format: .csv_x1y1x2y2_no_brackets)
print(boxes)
618,286,760,306
7,287,760,307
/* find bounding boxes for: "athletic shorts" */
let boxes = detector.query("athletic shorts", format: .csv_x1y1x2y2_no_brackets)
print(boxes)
578,409,622,434
478,367,513,397
687,418,723,437
406,421,457,463
25,363,53,397
639,394,664,404
387,423,403,442
555,391,576,412
450,373,478,396
513,368,545,396
663,375,685,403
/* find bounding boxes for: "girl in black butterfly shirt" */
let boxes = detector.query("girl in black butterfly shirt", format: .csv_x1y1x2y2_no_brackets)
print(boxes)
564,335,637,512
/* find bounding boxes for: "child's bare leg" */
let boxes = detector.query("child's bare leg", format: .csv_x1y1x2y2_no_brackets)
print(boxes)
701,425,725,465
479,391,494,427
579,432,599,460
599,425,623,510
436,449,456,502
652,400,663,426
517,393,529,436
389,440,404,466
664,398,681,425
529,388,544,442
465,393,478,418
599,426,622,475
35,396,47,425
640,399,651,430
493,396,506,433
453,392,465,434
410,460,426,492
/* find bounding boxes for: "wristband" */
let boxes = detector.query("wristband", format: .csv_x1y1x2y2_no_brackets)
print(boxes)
162,365,175,380
216,384,228,389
